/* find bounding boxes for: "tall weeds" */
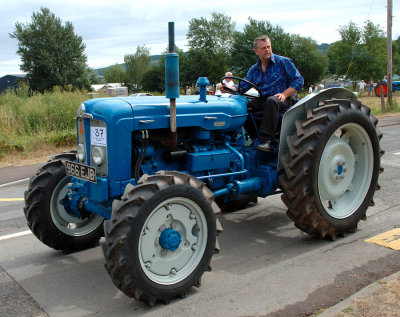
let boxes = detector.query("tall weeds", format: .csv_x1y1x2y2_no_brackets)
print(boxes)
0,86,88,158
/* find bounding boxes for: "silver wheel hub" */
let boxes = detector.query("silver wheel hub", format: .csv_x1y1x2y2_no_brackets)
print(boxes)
139,197,207,285
321,139,355,200
318,123,374,219
50,176,103,236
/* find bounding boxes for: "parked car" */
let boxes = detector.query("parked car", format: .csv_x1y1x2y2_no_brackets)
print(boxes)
129,93,153,97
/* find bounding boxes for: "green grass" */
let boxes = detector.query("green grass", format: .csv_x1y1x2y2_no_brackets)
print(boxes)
0,87,88,159
342,306,355,313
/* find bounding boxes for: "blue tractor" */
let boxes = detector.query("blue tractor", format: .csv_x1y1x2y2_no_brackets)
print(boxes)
24,24,383,305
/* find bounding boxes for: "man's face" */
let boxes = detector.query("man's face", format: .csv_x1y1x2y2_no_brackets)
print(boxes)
254,40,272,61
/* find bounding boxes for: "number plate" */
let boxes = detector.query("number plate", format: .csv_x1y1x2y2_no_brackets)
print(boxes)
65,161,97,183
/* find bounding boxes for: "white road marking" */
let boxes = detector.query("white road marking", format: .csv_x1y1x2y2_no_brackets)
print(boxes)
394,152,400,156
0,178,30,188
0,230,32,241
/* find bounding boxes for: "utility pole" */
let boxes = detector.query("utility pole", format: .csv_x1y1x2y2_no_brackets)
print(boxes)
387,0,393,108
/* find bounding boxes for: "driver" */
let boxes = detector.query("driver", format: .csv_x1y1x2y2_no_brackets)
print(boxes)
226,35,304,151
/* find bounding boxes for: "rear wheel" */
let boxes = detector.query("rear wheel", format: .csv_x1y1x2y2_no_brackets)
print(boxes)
280,99,383,239
24,151,104,251
102,171,221,305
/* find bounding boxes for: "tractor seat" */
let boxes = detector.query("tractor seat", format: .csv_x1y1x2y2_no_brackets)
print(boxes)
245,95,298,140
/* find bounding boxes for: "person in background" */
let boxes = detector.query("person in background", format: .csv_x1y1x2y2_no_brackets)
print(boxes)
358,80,366,97
383,75,388,83
308,85,314,94
367,79,374,97
224,35,303,152
185,86,191,95
215,83,223,95
222,72,235,87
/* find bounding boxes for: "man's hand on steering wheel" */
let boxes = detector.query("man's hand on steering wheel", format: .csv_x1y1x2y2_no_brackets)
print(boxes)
221,84,236,93
220,76,261,99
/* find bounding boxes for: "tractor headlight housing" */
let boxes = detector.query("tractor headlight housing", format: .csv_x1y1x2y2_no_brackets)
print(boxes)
77,103,85,118
77,143,86,162
92,146,105,167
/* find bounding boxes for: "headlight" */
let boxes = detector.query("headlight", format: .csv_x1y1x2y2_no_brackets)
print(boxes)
77,143,86,162
92,146,105,166
77,103,85,117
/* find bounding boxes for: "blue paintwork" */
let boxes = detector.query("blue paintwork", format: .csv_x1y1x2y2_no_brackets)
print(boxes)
165,53,180,98
393,81,400,91
197,77,210,102
159,228,182,251
65,89,282,220
127,95,248,131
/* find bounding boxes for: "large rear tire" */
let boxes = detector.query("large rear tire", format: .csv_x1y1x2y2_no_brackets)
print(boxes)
102,171,222,305
280,99,383,239
24,151,104,251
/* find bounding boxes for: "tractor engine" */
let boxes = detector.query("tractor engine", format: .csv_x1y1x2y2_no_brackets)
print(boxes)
70,90,279,220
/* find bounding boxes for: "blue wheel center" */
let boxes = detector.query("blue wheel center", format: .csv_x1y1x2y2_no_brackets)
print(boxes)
159,228,182,251
337,165,343,175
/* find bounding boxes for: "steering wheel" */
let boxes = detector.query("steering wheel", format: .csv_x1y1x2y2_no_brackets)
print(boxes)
220,76,261,99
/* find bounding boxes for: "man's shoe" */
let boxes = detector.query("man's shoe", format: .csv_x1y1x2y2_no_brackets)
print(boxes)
256,140,274,152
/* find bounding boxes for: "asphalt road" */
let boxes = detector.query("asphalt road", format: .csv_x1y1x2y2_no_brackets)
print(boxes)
0,116,399,316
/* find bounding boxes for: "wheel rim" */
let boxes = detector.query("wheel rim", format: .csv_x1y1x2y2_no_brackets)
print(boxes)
50,176,104,236
138,197,208,285
318,123,374,219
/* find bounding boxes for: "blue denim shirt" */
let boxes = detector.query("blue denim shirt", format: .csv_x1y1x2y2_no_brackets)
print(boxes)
242,54,304,97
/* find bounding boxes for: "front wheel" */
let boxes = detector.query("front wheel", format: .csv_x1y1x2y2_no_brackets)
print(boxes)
280,99,383,239
24,151,104,251
102,171,221,305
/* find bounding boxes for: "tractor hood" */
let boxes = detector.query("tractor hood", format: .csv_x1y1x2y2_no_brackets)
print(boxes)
124,95,248,132
78,97,134,126
80,95,248,132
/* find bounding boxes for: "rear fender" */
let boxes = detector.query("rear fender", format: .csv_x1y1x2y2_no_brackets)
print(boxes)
278,88,357,171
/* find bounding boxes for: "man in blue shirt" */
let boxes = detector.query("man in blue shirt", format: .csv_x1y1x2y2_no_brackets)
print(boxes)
228,35,304,151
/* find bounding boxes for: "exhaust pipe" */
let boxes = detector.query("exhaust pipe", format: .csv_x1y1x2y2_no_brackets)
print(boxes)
165,22,179,150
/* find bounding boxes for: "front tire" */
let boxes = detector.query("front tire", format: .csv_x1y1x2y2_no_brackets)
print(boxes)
102,171,221,305
280,99,383,239
24,151,104,251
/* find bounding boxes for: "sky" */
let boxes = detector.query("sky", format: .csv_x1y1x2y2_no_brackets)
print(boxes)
0,0,399,77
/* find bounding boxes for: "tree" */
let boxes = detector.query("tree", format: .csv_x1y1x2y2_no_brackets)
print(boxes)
103,64,126,83
362,20,387,81
151,45,189,90
10,7,89,92
230,17,326,88
327,21,387,85
87,68,103,85
124,45,151,91
230,18,292,77
289,35,328,88
185,12,235,84
393,36,400,75
141,67,164,92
